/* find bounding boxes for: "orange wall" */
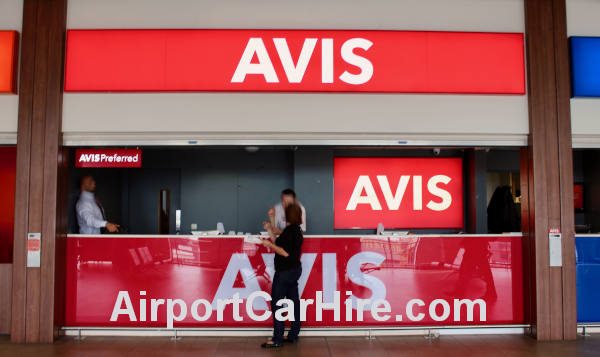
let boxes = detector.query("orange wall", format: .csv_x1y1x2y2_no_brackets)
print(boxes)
0,31,18,94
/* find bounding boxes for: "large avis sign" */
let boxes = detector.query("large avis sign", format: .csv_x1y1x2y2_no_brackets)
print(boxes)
334,158,463,229
64,29,525,93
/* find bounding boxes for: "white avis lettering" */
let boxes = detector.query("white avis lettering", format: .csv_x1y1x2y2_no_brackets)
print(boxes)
231,37,373,85
110,290,487,328
211,252,385,311
346,175,452,211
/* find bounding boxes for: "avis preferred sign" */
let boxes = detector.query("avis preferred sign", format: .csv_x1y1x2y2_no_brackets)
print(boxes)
75,149,142,168
334,158,463,229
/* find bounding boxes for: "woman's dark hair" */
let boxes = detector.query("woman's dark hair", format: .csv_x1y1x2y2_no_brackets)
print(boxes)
487,186,520,233
285,203,303,225
281,188,296,198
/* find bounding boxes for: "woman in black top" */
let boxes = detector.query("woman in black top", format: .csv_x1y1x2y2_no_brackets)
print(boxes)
260,203,304,348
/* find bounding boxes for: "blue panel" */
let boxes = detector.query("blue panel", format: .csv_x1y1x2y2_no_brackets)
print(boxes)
570,37,600,97
576,236,600,323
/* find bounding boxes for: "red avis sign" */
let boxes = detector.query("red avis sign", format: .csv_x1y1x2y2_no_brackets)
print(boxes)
334,158,463,229
75,149,142,168
65,29,525,93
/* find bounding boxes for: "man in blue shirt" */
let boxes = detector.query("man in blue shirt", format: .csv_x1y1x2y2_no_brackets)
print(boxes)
76,175,119,234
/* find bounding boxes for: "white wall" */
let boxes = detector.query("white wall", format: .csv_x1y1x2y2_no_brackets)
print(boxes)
0,0,22,143
567,0,600,148
567,0,600,37
67,0,525,32
62,93,528,146
64,0,527,145
571,99,600,148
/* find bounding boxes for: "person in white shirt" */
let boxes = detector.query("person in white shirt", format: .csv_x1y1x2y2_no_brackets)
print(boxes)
76,175,119,234
265,189,306,234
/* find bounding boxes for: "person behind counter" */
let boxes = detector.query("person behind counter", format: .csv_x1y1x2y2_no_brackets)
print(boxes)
76,175,120,234
260,203,304,348
267,188,306,234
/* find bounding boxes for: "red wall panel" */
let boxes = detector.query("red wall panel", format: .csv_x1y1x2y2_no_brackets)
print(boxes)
0,147,16,263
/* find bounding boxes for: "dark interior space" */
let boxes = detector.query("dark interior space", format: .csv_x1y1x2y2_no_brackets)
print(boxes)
573,149,600,233
68,146,521,235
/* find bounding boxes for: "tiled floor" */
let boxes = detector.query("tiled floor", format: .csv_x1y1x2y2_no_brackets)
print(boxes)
1,334,600,356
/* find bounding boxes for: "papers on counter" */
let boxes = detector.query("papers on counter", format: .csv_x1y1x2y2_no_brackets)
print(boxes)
189,231,266,245
381,231,410,236
243,235,264,245
191,230,221,236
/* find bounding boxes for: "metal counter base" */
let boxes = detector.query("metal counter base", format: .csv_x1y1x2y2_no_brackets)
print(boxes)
62,325,530,339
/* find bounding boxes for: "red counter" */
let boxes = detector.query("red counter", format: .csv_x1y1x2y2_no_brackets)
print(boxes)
65,234,524,328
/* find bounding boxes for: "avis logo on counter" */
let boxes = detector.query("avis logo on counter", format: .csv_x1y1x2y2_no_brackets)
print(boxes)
334,158,463,229
231,37,373,85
